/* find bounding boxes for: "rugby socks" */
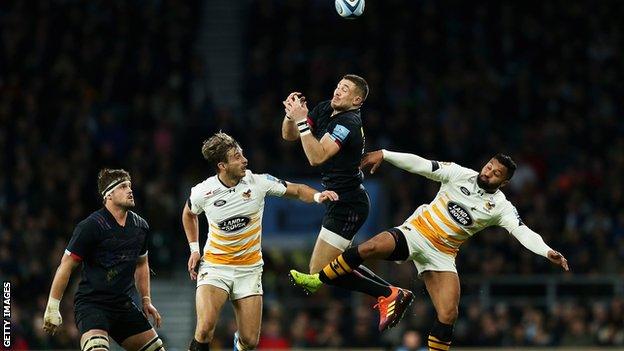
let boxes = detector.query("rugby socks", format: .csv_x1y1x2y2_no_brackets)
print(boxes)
189,339,210,351
428,320,453,351
318,247,392,297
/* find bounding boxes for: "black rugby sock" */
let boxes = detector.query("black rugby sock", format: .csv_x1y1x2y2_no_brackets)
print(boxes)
189,339,210,351
318,247,392,297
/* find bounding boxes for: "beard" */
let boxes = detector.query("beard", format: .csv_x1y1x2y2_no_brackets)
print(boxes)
477,175,498,192
117,198,135,209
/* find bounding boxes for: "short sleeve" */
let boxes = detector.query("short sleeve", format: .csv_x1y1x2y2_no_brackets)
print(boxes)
496,201,525,233
326,118,358,148
424,161,469,183
253,173,288,197
65,221,97,261
188,185,206,215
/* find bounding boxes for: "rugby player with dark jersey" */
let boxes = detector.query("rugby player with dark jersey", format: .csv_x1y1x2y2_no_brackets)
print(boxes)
43,169,165,351
282,75,413,325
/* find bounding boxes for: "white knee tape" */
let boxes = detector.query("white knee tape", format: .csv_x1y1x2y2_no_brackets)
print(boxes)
139,336,164,351
318,226,352,250
82,335,110,351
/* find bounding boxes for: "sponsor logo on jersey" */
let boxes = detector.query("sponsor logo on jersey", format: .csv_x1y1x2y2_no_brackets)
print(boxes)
447,201,474,226
213,199,227,207
460,186,470,196
484,201,495,211
218,216,250,232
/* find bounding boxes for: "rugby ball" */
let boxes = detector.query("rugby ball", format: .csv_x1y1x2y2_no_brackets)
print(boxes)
335,0,365,19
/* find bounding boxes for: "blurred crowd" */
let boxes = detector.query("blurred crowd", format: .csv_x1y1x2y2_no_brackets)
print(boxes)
1,0,623,349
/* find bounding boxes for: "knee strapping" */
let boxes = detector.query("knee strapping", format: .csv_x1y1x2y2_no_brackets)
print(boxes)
82,335,110,351
139,336,164,351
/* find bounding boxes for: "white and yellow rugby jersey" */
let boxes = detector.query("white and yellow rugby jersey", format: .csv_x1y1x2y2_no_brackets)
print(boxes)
400,160,525,257
188,170,287,266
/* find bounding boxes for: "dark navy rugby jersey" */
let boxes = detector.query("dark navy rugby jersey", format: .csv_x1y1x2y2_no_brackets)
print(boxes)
307,100,365,192
66,207,149,306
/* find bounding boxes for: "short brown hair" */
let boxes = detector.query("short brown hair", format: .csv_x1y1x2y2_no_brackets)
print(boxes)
97,168,131,196
342,74,369,102
201,132,241,171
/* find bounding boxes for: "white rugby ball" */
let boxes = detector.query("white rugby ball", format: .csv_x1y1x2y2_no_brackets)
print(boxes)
335,0,365,19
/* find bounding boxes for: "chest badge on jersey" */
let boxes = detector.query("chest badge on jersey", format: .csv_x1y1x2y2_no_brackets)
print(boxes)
484,201,495,211
460,186,470,196
447,201,474,226
242,189,252,201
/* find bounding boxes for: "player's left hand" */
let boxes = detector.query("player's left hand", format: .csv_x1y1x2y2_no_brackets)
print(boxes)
288,95,308,120
317,190,339,203
142,298,163,328
547,250,569,271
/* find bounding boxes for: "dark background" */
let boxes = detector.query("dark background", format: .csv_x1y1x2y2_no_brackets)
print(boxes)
1,0,623,349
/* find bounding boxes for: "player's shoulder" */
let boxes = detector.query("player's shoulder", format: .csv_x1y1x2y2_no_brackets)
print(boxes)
81,209,108,232
440,161,477,178
191,175,219,195
128,211,149,230
493,192,515,213
244,169,271,184
334,108,362,125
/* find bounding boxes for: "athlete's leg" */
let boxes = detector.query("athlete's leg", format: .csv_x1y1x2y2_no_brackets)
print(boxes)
120,329,164,351
422,271,460,351
190,285,230,350
309,234,344,274
231,295,262,350
80,329,110,351
321,229,413,331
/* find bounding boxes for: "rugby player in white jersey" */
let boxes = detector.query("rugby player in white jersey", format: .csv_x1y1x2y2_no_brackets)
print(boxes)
291,149,569,348
182,132,338,351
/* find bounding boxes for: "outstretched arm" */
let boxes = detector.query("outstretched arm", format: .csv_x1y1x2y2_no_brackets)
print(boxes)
510,226,569,271
283,182,339,203
361,149,432,174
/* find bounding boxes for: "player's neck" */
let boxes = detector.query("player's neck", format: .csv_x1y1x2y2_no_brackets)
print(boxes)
331,105,358,116
217,172,241,188
105,203,128,226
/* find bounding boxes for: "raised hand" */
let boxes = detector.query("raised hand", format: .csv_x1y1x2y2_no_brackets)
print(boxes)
317,190,339,203
361,150,384,174
547,250,569,271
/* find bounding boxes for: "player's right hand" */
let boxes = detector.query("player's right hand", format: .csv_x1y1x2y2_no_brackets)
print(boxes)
361,150,384,174
43,299,62,335
188,251,201,280
283,92,305,119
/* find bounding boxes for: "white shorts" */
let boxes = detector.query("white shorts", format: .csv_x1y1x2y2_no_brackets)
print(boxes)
397,221,457,276
197,261,263,300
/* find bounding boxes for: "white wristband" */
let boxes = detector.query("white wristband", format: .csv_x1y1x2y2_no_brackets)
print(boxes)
189,241,200,253
47,297,60,311
297,119,311,135
313,192,322,203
